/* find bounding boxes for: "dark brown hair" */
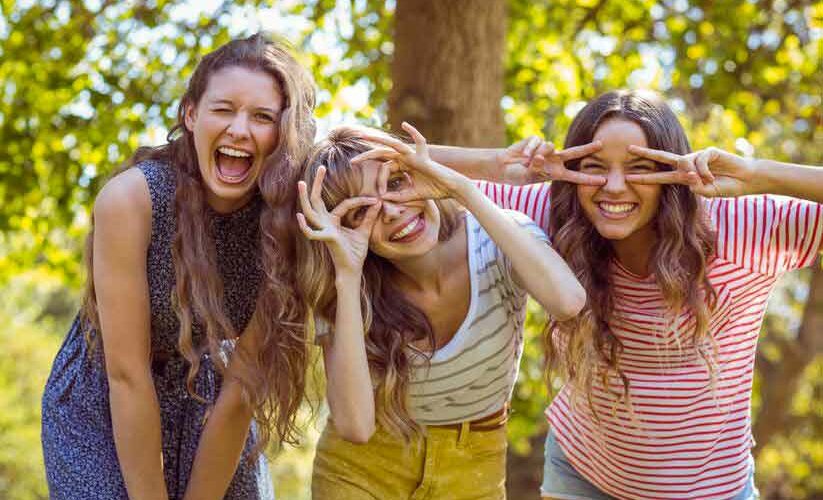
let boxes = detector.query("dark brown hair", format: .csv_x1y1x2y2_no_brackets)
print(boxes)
546,90,717,418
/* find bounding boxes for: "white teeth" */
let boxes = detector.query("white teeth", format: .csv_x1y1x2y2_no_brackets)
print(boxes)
599,202,635,213
391,217,419,241
217,146,252,158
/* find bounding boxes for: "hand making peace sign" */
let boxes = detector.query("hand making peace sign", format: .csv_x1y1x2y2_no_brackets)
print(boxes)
498,136,606,186
625,145,757,198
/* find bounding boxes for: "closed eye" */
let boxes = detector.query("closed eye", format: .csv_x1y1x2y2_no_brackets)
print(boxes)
255,112,275,122
579,163,607,174
628,163,658,173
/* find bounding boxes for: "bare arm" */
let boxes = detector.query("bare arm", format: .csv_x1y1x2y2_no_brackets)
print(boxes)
183,322,262,500
322,273,375,443
429,144,502,181
429,139,604,186
456,184,586,320
627,147,823,252
751,158,823,204
358,123,586,321
95,168,168,499
297,170,379,443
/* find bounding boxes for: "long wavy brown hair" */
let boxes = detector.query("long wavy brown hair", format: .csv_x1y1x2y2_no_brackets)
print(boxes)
80,33,317,450
546,90,717,419
296,126,462,439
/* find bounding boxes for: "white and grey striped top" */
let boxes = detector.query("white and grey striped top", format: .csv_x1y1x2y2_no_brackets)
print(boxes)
408,210,549,425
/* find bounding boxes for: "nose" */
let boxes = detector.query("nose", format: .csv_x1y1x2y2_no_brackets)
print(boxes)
380,200,405,222
226,112,251,140
601,168,628,194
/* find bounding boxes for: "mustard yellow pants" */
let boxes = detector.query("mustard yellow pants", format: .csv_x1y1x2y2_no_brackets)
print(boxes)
312,421,508,500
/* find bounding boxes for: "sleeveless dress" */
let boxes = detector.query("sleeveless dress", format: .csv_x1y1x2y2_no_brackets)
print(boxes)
41,160,275,499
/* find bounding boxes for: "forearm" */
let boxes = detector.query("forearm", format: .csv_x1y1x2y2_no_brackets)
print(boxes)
324,275,375,443
429,145,501,181
109,378,169,500
752,159,823,203
458,184,585,320
184,377,254,500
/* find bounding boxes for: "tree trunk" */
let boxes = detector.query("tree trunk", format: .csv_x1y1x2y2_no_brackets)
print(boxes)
506,429,547,499
753,264,823,456
390,0,506,147
390,2,538,496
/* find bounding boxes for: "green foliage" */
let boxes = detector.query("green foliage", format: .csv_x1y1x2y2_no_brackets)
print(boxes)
1,0,821,497
0,271,72,499
285,0,394,126
0,0,245,284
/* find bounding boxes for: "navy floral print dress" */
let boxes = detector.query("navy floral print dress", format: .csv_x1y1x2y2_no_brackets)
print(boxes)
41,161,275,499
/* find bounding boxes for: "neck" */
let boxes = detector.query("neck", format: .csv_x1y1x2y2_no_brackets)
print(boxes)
390,246,448,292
390,221,465,293
610,228,656,276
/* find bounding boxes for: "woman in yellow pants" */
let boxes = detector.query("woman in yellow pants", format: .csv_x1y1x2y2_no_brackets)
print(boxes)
295,123,592,499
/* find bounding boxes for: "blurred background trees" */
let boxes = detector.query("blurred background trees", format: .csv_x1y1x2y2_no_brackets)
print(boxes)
1,1,820,498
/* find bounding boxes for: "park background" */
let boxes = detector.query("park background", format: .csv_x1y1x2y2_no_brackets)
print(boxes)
1,0,821,498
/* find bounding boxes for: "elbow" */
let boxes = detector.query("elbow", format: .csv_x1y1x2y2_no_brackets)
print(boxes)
334,419,376,444
106,365,153,393
552,284,587,321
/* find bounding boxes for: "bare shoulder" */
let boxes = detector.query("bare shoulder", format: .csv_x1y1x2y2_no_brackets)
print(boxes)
93,167,152,244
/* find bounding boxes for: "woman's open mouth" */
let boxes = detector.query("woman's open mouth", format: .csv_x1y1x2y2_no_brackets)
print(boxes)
389,214,426,243
214,146,254,184
597,201,638,219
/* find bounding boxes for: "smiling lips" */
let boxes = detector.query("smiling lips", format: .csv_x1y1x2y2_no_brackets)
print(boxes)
214,146,254,184
389,214,425,242
597,201,638,219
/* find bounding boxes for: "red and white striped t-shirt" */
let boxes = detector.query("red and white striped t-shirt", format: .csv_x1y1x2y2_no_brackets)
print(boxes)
478,181,823,500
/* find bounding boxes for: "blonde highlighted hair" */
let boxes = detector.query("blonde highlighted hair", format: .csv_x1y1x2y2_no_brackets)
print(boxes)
81,33,317,452
297,125,462,439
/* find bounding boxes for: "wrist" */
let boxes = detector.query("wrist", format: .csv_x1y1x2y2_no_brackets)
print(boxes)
749,158,779,195
335,272,362,290
491,148,508,180
454,181,484,209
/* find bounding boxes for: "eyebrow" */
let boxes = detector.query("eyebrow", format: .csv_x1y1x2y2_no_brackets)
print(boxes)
207,98,278,114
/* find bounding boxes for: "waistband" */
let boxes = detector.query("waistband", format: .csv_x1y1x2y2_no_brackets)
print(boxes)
425,404,509,432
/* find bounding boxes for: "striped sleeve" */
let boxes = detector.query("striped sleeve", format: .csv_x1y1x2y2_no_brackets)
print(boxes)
708,195,823,276
476,181,551,233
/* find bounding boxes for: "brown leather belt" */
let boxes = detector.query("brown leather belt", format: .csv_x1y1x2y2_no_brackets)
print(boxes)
426,404,510,432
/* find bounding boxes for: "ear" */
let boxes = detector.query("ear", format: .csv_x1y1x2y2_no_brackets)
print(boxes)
183,100,196,132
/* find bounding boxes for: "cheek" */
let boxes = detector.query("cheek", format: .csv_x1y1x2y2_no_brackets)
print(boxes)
253,124,279,154
368,224,386,247
638,186,663,213
576,186,598,206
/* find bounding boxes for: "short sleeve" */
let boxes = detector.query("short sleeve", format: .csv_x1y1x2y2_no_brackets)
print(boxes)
475,181,552,234
708,195,823,276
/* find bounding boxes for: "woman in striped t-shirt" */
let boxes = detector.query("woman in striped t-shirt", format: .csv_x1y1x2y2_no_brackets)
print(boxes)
474,90,823,499
295,122,585,499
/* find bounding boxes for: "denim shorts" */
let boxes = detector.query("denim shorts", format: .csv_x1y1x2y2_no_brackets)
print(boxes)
540,430,759,500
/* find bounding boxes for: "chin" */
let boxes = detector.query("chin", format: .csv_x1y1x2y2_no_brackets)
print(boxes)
592,223,635,241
